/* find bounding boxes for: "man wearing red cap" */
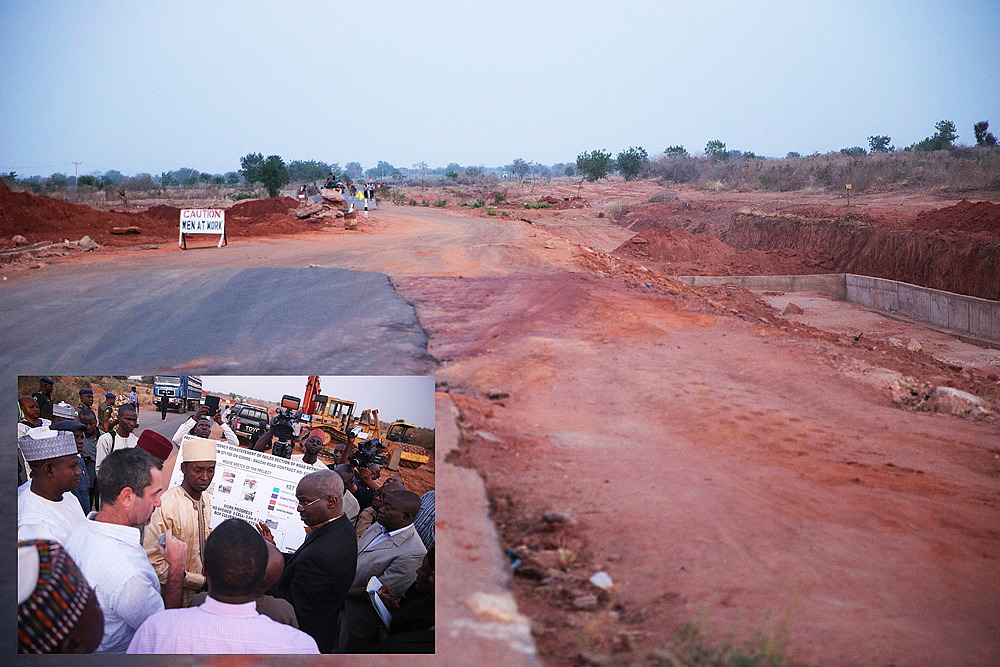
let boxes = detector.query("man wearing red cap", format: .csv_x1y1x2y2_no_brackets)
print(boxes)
291,429,329,470
136,430,175,463
142,437,217,607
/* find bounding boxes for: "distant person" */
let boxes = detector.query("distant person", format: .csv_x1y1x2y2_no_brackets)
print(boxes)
78,409,103,509
129,387,138,419
18,539,105,654
32,377,56,421
324,173,336,189
98,392,116,433
292,429,330,470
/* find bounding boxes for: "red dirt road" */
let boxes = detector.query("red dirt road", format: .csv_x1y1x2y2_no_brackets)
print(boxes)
5,181,999,665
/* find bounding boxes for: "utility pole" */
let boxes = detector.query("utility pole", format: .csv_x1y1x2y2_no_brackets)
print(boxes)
73,162,81,188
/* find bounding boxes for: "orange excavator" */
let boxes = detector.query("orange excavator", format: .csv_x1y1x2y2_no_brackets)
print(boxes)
301,376,430,470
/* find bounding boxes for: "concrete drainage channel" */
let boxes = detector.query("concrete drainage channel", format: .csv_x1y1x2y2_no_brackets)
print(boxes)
436,394,541,664
672,273,1000,346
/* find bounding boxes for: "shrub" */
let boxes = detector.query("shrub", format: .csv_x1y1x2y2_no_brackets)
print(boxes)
433,199,447,207
616,146,649,181
523,202,551,209
492,191,508,205
462,198,485,209
486,207,497,216
500,211,511,218
705,140,727,162
607,201,629,222
576,149,613,182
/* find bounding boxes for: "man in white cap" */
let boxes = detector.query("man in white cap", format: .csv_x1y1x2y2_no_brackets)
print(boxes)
142,437,217,607
17,426,87,544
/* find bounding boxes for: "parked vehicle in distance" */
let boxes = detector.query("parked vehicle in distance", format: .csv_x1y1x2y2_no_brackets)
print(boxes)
153,375,202,413
229,404,270,447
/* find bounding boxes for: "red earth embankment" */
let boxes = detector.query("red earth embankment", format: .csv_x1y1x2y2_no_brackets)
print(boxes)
617,198,999,300
0,179,316,249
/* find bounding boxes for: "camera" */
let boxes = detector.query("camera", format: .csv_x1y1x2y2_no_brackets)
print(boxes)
271,408,297,459
350,438,387,468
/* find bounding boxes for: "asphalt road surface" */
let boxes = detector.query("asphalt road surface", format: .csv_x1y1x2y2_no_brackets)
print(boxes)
1,267,434,375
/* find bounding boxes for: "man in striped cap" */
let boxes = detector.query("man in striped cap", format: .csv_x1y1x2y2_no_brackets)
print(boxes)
18,426,87,544
18,539,105,653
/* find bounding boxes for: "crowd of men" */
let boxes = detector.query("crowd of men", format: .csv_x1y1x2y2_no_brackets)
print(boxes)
18,379,435,655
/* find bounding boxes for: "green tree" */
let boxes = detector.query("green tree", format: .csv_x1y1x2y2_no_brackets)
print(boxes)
913,120,958,151
160,171,177,187
260,155,289,198
288,160,326,182
564,164,576,177
224,171,240,185
445,171,458,180
240,152,264,185
974,121,997,147
465,165,484,181
868,135,893,153
77,174,96,187
616,146,648,181
785,151,801,159
840,146,866,156
576,150,613,182
48,172,70,188
705,140,727,161
663,145,688,158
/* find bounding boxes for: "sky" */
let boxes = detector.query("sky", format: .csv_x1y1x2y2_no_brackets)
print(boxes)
1,0,998,177
199,375,436,429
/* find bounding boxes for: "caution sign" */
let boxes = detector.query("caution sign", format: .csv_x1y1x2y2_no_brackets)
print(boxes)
179,209,227,249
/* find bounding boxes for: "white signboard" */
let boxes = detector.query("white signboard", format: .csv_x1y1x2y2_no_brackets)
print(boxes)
168,440,318,553
179,209,226,248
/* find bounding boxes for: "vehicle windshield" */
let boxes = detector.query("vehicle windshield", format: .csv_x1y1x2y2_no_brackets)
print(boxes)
155,376,182,386
243,408,268,421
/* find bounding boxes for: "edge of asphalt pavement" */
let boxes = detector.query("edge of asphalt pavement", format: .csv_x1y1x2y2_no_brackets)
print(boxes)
436,392,541,665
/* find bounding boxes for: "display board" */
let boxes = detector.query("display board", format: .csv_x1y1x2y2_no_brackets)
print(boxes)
168,440,319,553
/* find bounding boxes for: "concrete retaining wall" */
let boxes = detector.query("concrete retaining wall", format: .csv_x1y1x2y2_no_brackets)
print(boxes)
672,273,999,342
671,274,848,300
846,275,1000,342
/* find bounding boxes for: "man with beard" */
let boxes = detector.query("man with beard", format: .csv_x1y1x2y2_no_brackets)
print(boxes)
66,447,187,653
17,426,87,543
171,405,239,448
142,437,217,608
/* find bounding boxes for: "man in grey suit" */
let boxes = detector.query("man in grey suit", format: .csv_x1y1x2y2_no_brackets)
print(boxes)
339,489,427,653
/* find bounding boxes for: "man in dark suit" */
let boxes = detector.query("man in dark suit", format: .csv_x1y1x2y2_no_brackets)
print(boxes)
339,489,427,653
257,469,357,653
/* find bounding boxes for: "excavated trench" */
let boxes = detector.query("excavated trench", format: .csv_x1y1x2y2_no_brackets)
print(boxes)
720,212,998,301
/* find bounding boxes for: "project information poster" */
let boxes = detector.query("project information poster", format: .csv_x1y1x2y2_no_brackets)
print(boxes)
168,440,318,553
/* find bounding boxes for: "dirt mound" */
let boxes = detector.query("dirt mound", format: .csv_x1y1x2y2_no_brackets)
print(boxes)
912,199,1000,235
226,197,299,218
140,204,184,222
613,227,837,276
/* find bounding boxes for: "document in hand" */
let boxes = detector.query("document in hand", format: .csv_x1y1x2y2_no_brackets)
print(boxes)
367,575,393,630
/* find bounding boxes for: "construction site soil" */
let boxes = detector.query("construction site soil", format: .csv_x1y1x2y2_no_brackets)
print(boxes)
4,179,999,665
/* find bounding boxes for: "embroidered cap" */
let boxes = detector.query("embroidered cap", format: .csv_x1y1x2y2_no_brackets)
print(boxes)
18,539,92,654
18,426,78,462
137,429,174,462
182,437,217,462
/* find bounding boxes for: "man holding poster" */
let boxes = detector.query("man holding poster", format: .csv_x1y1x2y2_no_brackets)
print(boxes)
143,438,217,607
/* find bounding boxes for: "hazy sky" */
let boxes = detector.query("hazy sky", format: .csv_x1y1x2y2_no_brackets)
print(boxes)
201,375,436,429
2,1,997,177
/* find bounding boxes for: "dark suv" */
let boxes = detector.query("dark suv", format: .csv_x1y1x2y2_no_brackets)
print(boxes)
229,405,270,447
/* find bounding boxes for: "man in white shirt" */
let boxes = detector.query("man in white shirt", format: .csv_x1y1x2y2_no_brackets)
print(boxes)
95,404,139,474
172,405,239,448
128,518,319,654
66,447,188,654
17,426,87,544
